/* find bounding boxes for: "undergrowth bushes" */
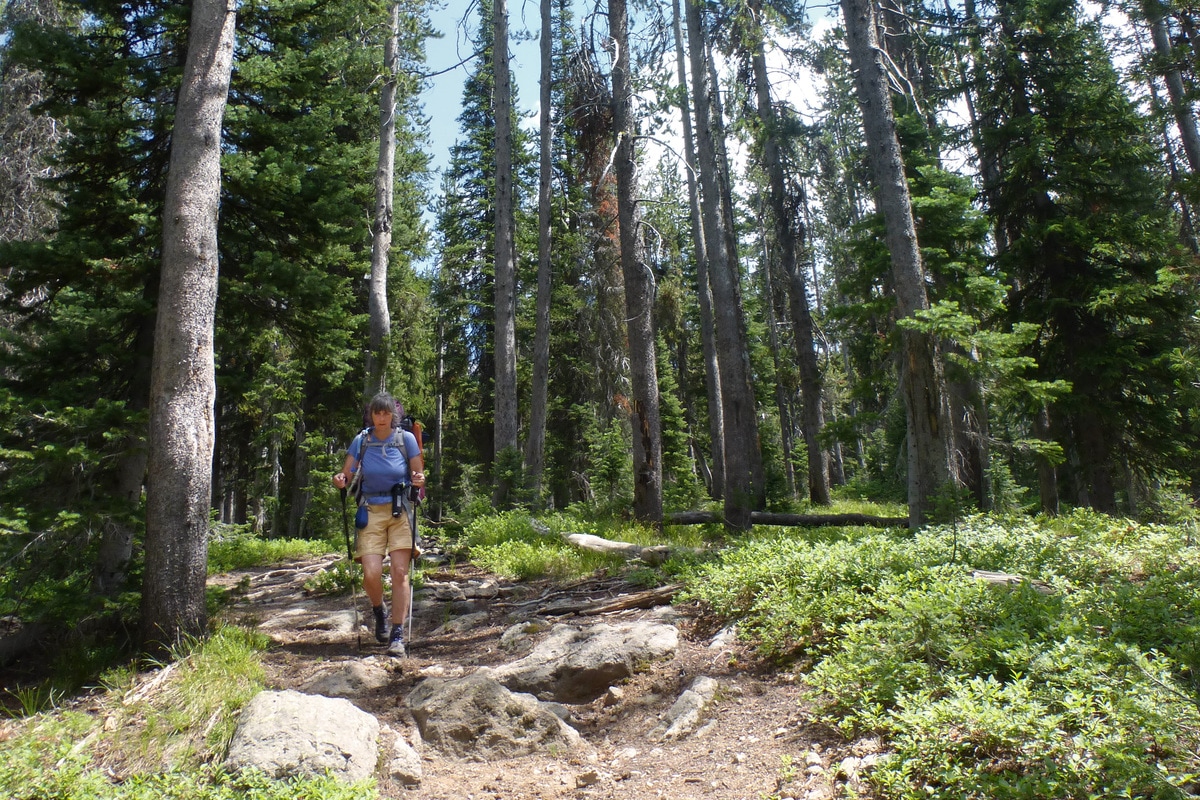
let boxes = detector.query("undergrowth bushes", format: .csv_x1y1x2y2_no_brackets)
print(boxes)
0,626,376,800
682,510,1200,799
459,509,705,581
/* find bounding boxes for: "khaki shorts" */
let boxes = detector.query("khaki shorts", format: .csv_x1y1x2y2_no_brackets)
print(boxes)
355,503,414,559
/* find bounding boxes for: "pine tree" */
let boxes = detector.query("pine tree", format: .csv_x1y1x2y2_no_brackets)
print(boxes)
978,0,1200,512
431,0,534,509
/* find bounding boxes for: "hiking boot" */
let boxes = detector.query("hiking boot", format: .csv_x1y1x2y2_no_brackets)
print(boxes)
387,624,406,657
373,606,388,644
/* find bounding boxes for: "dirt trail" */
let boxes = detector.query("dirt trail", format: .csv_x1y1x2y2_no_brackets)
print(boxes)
210,554,860,800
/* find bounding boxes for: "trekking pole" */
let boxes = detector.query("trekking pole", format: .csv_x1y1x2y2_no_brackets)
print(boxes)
340,488,362,650
407,499,417,645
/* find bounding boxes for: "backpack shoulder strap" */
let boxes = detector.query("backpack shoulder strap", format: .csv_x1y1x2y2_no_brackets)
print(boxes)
390,428,411,462
348,429,369,502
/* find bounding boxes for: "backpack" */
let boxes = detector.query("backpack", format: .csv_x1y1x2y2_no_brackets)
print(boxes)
349,411,425,506
349,425,423,552
350,428,416,503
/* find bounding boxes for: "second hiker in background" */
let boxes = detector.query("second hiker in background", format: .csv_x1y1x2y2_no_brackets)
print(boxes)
332,391,425,657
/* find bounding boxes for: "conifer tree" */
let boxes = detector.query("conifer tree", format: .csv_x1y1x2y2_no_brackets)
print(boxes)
431,0,533,508
977,0,1200,512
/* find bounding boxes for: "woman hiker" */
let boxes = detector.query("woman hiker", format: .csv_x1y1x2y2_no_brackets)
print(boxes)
332,391,425,656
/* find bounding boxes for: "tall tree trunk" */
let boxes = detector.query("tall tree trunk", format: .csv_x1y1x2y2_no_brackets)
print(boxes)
0,0,64,243
286,412,309,539
685,0,764,530
610,0,663,525
671,0,724,500
758,229,797,499
493,0,519,506
365,0,400,395
705,52,740,289
434,317,446,523
1147,1,1200,172
745,0,831,505
841,0,953,526
524,0,554,503
141,0,235,650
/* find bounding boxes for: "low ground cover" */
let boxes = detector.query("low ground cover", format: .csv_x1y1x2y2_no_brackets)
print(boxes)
2,508,1198,799
683,510,1200,798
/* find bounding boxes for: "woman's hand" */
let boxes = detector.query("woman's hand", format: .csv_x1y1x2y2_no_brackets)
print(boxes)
411,471,426,488
332,471,348,489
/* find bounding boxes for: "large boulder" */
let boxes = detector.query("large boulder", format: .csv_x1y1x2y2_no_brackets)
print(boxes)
407,672,586,760
225,689,378,782
487,621,678,703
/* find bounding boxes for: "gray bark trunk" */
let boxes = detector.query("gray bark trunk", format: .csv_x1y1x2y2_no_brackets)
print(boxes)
365,1,400,395
286,413,309,539
759,231,797,499
493,0,519,505
672,0,724,500
610,0,663,524
524,0,554,502
1149,7,1200,172
840,0,952,526
141,0,235,650
745,1,831,505
685,0,764,529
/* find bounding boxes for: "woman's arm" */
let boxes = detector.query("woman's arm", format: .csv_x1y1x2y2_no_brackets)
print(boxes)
332,442,359,489
409,451,425,488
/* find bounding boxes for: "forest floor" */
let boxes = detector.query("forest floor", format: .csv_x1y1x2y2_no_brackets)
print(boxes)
206,553,877,800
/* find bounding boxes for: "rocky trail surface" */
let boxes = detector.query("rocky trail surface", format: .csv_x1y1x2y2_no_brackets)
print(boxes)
207,553,878,800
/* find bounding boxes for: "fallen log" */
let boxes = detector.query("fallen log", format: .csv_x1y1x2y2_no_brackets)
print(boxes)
666,511,909,528
972,570,1055,594
577,583,685,615
540,583,687,617
563,533,692,565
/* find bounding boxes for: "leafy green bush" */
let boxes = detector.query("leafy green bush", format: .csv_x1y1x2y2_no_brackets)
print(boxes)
303,558,358,595
207,525,334,574
681,530,921,661
682,511,1200,798
874,650,1200,799
462,510,622,580
461,509,696,582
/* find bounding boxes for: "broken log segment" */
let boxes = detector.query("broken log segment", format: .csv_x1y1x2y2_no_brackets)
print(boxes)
972,570,1055,594
563,534,692,566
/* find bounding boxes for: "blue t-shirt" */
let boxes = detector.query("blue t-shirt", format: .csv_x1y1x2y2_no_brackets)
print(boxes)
348,428,419,504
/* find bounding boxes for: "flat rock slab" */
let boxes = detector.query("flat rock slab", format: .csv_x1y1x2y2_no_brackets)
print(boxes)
487,621,679,703
407,672,586,761
225,689,379,782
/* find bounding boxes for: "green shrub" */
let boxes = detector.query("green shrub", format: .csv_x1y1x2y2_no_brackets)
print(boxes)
207,526,334,574
0,626,344,800
873,650,1200,799
681,530,921,660
303,558,358,596
460,510,696,583
683,511,1200,798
